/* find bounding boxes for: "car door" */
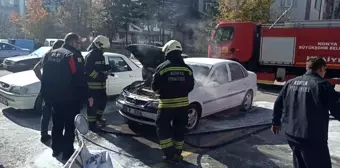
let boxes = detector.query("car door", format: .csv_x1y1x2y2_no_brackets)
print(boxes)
0,43,13,60
202,64,231,115
227,63,247,108
3,43,20,57
106,55,136,96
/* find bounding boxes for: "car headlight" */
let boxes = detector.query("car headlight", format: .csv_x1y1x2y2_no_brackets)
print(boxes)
10,86,28,95
145,101,159,109
117,91,127,101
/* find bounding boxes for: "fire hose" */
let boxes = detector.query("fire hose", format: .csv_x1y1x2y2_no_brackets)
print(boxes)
82,116,337,150
81,123,272,150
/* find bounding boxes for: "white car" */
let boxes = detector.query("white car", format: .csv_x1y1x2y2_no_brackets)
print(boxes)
117,50,258,130
0,52,142,112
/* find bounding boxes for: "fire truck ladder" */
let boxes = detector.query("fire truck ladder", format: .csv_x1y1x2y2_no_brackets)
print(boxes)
264,20,340,28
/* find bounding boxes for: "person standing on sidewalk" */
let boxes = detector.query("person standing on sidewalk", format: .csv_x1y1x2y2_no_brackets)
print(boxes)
272,57,340,168
84,35,111,131
41,33,93,160
33,40,64,143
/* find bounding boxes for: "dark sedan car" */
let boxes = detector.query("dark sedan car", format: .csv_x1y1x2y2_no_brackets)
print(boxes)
2,46,51,73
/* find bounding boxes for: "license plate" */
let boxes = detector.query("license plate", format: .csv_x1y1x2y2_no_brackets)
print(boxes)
0,96,8,106
126,107,142,117
2,64,7,69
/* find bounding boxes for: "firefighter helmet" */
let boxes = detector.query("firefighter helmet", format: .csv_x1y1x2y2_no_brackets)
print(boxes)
93,35,110,49
162,40,182,55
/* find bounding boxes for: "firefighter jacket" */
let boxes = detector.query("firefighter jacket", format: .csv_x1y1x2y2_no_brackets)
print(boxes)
85,48,111,90
41,44,88,103
273,71,340,141
151,56,195,109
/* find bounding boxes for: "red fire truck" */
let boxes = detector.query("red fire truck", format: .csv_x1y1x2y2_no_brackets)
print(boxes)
208,20,340,85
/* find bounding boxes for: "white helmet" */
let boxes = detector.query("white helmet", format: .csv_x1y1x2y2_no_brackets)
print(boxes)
162,40,182,55
92,35,110,49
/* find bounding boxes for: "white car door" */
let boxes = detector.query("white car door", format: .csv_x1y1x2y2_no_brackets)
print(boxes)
227,62,247,108
202,64,231,115
106,55,139,96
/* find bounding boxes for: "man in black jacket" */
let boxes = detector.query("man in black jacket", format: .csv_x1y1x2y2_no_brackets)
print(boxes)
41,33,93,160
272,57,340,168
85,35,111,131
152,40,195,163
33,40,64,143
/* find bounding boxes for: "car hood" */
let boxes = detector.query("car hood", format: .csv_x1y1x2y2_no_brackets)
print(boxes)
0,70,40,86
126,44,165,69
6,54,40,62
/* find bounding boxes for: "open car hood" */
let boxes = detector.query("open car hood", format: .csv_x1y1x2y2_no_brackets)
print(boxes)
126,44,165,69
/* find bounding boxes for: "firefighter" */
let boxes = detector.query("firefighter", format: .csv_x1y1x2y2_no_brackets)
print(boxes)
41,33,93,160
33,40,64,143
151,40,195,162
85,35,111,131
272,57,340,168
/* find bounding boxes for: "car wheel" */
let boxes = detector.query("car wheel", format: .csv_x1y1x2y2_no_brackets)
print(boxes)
241,90,253,111
34,94,44,114
186,104,201,131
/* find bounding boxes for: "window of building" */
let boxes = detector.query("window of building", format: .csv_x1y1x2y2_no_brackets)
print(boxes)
281,0,292,7
315,0,322,10
203,0,213,13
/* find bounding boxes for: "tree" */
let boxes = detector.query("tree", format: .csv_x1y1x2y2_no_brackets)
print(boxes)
10,0,48,41
54,0,93,37
218,0,273,23
0,15,15,38
334,1,340,19
101,0,145,44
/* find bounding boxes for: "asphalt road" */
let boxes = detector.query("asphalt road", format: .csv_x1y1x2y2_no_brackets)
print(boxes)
0,70,340,168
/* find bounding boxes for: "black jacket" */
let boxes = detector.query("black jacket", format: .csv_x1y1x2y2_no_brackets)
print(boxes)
41,44,88,103
273,71,340,141
85,48,111,90
151,54,194,108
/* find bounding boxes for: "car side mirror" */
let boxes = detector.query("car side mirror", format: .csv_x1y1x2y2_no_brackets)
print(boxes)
74,114,89,135
206,81,219,87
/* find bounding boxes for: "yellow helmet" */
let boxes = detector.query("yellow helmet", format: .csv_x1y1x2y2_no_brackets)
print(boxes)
162,40,182,55
92,35,110,49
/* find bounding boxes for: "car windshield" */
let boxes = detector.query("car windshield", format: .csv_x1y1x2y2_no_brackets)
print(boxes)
31,47,51,57
186,63,211,82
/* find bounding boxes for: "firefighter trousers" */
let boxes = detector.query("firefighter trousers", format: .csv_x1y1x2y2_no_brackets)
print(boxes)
287,137,331,168
51,100,80,156
156,106,188,158
87,89,108,124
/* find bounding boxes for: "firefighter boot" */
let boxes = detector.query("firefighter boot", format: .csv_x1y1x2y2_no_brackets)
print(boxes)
173,154,184,162
89,122,101,132
96,115,106,127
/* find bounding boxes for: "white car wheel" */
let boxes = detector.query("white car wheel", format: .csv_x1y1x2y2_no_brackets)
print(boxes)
186,104,201,131
241,90,253,111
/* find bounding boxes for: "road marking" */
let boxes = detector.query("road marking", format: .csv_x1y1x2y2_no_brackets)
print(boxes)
150,147,201,168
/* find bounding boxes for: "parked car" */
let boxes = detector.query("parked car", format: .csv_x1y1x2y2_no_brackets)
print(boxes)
0,52,142,112
2,46,52,72
8,39,35,52
0,42,30,62
117,45,258,131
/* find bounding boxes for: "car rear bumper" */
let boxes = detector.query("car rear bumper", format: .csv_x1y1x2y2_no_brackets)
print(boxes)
0,89,37,110
116,100,157,126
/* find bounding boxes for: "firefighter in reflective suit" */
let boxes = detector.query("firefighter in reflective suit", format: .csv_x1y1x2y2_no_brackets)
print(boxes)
85,35,112,131
151,40,195,162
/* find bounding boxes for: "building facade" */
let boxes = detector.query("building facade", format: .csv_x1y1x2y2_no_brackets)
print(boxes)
271,0,335,21
0,0,20,37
